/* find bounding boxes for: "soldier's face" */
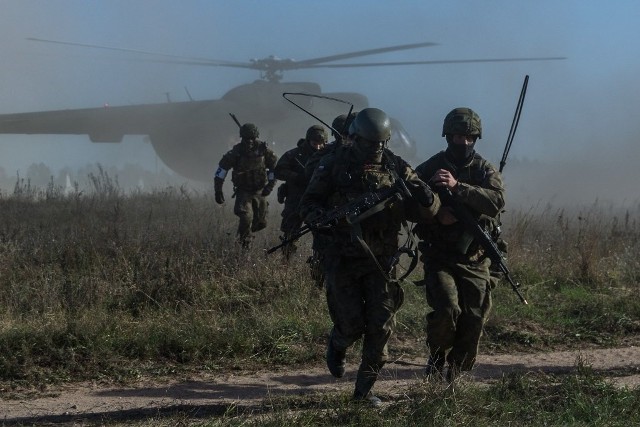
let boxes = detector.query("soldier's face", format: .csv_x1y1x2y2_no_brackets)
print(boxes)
356,137,385,161
450,134,477,145
309,138,325,151
242,137,258,150
446,134,477,162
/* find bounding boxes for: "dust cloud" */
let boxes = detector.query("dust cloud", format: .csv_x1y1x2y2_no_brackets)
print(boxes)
0,2,638,207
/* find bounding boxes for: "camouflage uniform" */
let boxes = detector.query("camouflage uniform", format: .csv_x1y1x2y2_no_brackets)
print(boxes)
275,127,327,240
415,138,505,377
214,124,278,247
302,114,357,284
304,112,356,182
300,142,438,402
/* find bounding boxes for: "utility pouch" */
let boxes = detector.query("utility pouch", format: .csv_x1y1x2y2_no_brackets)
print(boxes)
454,231,475,255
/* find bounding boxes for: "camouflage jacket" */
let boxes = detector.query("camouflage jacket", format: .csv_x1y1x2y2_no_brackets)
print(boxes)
300,145,439,258
304,139,342,182
274,138,317,203
414,150,505,259
218,140,278,192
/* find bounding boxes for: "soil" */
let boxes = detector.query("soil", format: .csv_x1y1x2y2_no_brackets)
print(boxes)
2,346,640,425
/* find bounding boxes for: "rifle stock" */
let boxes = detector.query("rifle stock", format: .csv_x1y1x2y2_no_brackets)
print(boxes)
438,189,528,305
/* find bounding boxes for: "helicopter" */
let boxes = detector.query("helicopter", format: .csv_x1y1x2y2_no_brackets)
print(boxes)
0,39,564,182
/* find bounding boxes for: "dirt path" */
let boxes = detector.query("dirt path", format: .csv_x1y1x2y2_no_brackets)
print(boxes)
2,346,640,424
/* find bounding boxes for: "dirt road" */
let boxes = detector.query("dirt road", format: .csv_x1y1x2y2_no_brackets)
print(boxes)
2,346,639,424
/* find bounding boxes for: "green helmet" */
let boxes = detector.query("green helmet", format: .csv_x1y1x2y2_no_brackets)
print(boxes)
348,108,391,141
331,114,347,137
306,125,328,142
331,112,357,138
239,123,259,139
442,108,482,139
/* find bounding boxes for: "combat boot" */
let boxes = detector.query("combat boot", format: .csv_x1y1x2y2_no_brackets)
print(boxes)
352,364,382,408
352,390,382,408
446,363,461,389
326,334,346,378
424,353,445,381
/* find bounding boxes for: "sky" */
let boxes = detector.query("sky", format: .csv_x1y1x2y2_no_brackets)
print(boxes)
0,0,639,206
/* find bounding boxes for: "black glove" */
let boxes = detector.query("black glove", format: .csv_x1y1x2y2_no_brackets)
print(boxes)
305,208,325,226
215,191,225,204
408,180,434,207
214,177,225,204
261,181,275,197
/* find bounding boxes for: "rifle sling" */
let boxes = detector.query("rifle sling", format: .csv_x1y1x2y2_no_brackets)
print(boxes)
350,220,418,284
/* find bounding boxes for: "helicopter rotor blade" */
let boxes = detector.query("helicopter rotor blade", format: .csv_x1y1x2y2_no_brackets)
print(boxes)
26,37,251,68
291,56,567,69
287,41,438,68
27,37,566,78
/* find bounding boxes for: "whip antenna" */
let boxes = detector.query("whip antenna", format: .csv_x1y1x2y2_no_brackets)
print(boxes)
282,92,354,136
500,75,529,173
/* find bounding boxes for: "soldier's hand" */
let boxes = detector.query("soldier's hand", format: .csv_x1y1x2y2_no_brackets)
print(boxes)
430,169,458,191
305,208,325,227
215,191,225,205
407,180,434,207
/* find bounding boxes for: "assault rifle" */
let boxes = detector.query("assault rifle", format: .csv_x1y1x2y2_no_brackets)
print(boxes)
438,189,528,305
266,181,410,255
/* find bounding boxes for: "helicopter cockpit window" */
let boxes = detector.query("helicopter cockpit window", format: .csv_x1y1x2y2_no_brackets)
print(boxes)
388,118,417,159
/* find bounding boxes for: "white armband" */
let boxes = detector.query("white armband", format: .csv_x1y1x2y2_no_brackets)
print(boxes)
215,167,228,179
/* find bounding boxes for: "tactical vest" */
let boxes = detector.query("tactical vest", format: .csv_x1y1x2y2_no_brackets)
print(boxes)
327,147,404,257
418,151,500,259
231,142,269,192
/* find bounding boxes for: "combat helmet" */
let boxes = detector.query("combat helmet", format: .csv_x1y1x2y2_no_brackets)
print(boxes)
331,112,358,139
348,108,392,142
442,108,482,138
239,123,259,139
306,125,328,142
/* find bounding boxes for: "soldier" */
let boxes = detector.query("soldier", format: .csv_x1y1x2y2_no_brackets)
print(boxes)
274,125,328,258
299,108,439,406
413,107,505,383
302,113,358,286
304,112,357,181
214,123,278,248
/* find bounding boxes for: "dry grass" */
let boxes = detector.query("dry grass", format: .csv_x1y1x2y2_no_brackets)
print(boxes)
1,174,639,389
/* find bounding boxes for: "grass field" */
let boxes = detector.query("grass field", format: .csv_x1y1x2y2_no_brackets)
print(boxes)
1,176,639,425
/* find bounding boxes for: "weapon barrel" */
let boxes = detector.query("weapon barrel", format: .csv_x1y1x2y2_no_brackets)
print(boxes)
266,226,312,254
439,189,528,305
229,113,241,128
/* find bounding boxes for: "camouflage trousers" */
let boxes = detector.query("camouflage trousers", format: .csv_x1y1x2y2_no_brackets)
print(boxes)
423,257,492,372
279,199,303,259
325,255,405,369
279,199,303,235
233,190,268,245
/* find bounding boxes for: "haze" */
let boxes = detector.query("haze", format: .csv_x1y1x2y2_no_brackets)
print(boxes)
0,1,638,208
